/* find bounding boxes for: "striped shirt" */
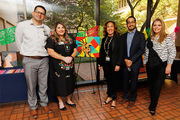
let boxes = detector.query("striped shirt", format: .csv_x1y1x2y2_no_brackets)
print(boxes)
144,35,176,64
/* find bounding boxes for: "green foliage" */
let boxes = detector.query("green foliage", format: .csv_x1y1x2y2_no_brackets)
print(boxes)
114,0,178,31
40,0,178,37
41,0,96,32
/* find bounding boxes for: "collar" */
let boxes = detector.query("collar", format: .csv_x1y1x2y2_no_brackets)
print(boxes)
128,28,136,34
30,19,44,28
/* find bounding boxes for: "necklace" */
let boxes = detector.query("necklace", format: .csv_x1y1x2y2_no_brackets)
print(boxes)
104,36,113,56
64,43,70,53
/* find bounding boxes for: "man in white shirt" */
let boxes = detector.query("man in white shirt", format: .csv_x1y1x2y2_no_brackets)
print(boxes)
15,5,52,119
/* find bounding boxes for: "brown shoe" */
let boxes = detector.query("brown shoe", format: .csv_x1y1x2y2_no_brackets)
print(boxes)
127,101,135,108
120,99,128,104
42,106,52,114
30,109,38,119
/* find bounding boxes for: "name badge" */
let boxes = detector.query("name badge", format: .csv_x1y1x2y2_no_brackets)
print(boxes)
58,42,64,45
105,56,110,61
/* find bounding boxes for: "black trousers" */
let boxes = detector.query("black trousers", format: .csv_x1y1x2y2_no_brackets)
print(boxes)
123,67,139,102
103,62,119,100
146,62,166,111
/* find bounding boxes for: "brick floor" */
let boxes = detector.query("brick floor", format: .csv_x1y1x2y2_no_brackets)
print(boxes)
0,79,180,120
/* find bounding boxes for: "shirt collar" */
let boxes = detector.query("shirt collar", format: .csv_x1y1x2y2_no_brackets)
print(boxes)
128,28,136,34
30,19,44,28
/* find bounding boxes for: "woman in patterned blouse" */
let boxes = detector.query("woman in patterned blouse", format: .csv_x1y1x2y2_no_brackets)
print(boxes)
144,18,176,115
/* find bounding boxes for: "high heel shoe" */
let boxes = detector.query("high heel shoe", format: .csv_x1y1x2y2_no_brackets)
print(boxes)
58,103,67,111
66,102,76,107
60,106,67,111
150,110,155,116
103,98,112,105
111,100,116,108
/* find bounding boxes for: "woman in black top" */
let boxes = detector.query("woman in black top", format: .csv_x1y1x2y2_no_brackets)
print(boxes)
45,22,77,111
98,21,124,108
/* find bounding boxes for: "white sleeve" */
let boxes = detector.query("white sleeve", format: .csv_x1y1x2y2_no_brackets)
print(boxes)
166,36,176,64
143,41,149,64
15,22,23,51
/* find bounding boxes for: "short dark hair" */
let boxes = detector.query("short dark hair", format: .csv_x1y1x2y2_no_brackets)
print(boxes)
126,16,136,23
34,5,46,15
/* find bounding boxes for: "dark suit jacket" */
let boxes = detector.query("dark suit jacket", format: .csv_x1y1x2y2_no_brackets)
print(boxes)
99,34,124,68
121,30,145,69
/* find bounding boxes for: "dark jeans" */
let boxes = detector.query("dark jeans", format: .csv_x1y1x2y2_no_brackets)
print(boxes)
123,67,139,102
146,62,166,111
103,62,119,100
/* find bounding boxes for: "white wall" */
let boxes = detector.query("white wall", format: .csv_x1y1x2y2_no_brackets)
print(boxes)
0,0,18,52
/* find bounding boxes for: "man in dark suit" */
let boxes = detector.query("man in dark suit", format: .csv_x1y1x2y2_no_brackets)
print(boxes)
120,16,145,108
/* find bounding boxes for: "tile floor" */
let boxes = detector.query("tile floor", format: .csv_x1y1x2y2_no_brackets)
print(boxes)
0,79,180,120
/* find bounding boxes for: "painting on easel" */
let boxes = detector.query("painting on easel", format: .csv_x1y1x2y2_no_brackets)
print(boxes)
76,37,100,57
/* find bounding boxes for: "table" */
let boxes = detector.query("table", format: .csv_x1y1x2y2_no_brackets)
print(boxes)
0,67,27,103
0,67,57,104
171,59,180,83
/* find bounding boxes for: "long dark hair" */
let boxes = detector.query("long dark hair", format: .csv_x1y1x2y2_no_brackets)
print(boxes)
103,21,119,37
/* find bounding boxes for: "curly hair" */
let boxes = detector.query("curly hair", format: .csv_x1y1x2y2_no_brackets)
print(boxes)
150,18,167,44
103,21,119,37
53,22,71,42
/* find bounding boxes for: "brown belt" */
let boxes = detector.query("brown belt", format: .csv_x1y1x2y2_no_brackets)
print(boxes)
25,56,47,59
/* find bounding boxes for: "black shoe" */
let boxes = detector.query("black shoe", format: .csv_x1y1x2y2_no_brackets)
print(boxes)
150,110,155,116
58,104,67,111
66,102,76,107
103,98,112,105
60,107,67,111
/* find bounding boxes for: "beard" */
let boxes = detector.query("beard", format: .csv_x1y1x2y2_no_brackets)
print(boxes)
128,26,136,31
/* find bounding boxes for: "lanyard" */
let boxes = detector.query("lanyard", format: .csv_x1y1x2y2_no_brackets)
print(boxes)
104,36,113,56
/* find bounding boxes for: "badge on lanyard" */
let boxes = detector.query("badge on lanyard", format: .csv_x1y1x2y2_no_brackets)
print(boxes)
58,42,64,45
105,56,110,61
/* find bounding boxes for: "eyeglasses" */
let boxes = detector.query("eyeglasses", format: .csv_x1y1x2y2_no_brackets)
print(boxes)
127,21,135,24
35,11,45,16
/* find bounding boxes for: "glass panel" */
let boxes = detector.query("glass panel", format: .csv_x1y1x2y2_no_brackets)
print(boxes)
0,0,99,85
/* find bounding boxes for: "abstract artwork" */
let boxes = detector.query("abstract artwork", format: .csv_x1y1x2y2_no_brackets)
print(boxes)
1,51,17,68
76,37,100,57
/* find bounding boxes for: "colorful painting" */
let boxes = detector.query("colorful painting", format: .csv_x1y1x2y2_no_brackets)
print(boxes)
87,25,99,37
76,37,100,57
1,51,17,68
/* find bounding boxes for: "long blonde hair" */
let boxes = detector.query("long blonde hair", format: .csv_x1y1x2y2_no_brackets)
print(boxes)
150,18,167,44
53,22,71,42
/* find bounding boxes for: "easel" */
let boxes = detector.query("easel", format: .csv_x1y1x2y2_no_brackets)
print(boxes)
75,25,102,105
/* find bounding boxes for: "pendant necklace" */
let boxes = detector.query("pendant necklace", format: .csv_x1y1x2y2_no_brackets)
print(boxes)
104,36,113,56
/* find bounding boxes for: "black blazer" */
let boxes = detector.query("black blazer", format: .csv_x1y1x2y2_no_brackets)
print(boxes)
99,34,124,68
121,30,145,69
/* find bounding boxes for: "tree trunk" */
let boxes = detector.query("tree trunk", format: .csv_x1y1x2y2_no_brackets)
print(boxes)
140,0,160,32
76,11,84,33
146,0,152,30
127,0,134,16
